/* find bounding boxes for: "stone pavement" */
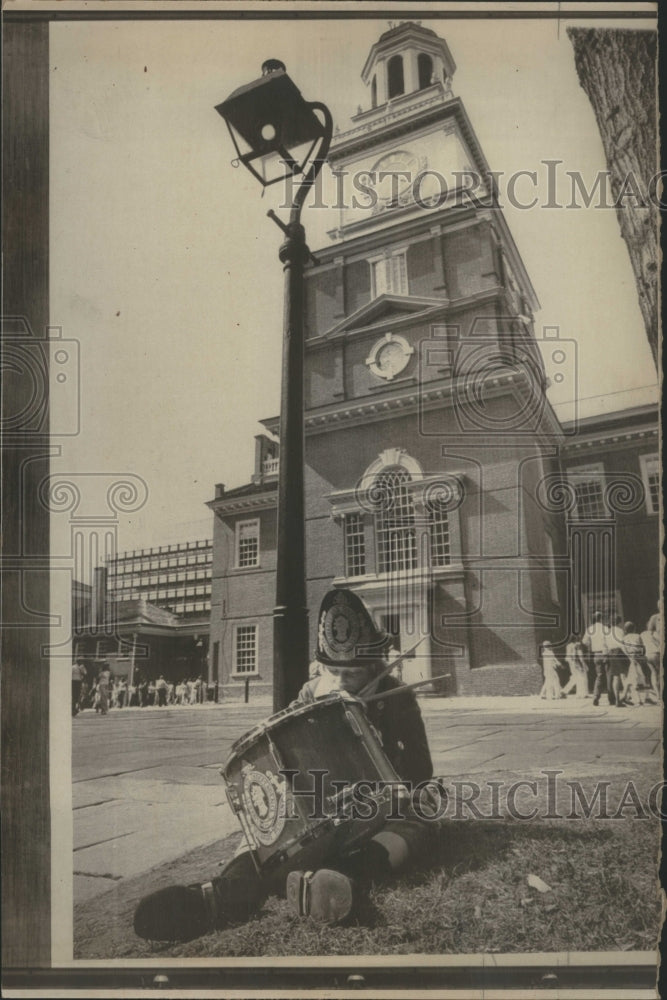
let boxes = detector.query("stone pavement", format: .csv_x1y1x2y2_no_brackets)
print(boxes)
72,696,661,905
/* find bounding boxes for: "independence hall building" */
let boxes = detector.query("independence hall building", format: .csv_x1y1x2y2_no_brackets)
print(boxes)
207,23,659,698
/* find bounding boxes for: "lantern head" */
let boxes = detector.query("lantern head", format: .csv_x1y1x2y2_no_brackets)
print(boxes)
216,60,327,187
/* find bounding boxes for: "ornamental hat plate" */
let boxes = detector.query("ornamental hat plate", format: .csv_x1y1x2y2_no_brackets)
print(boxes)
316,588,390,667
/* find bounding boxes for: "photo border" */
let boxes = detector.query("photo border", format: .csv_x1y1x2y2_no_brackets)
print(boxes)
2,2,663,996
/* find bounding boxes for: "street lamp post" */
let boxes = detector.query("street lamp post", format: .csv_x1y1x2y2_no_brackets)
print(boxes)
215,61,333,711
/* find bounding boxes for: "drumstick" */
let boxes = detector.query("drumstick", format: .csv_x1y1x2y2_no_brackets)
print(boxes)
357,636,428,699
362,673,452,704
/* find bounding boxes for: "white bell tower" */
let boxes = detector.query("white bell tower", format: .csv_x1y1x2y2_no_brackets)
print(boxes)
327,22,486,239
361,20,456,111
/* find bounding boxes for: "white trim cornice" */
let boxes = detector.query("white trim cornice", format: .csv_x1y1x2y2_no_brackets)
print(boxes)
208,492,277,517
561,425,659,455
304,371,564,443
332,564,465,593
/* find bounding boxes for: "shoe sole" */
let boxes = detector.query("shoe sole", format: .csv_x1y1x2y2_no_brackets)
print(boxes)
286,869,354,926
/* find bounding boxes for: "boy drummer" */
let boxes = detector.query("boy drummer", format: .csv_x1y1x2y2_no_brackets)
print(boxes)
133,588,434,941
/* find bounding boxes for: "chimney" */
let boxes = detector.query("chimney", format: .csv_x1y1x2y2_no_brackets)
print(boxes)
215,483,225,499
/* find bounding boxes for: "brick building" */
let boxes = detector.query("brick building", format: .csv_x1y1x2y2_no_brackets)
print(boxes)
560,403,660,636
207,23,659,698
106,539,212,618
74,539,213,684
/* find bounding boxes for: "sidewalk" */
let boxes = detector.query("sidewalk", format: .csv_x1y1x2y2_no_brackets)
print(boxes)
72,695,661,905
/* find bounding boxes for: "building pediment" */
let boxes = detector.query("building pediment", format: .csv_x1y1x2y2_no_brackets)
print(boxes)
321,293,446,341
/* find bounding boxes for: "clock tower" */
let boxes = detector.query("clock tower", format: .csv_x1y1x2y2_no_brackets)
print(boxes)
328,20,479,238
277,22,567,694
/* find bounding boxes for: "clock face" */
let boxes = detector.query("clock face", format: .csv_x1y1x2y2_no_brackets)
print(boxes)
366,333,414,381
371,149,421,204
376,340,408,377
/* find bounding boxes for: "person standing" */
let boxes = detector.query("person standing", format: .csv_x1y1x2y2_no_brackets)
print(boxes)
562,635,588,698
191,676,202,705
155,675,168,707
621,623,646,706
583,611,611,706
116,677,128,709
137,672,148,708
96,662,112,716
607,616,628,707
71,659,87,716
640,623,661,701
539,642,563,699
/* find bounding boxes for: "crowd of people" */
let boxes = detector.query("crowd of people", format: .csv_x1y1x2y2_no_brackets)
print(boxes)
71,662,215,716
72,605,662,718
539,604,661,706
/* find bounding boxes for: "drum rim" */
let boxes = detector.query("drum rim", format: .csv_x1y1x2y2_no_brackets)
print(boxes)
225,692,363,760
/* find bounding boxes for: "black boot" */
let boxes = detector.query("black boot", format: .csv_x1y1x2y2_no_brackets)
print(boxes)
339,839,394,887
133,851,265,942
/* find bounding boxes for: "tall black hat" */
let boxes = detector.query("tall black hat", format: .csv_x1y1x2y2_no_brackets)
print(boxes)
315,589,390,668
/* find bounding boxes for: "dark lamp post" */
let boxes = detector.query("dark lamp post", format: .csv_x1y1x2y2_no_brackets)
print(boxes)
216,62,333,712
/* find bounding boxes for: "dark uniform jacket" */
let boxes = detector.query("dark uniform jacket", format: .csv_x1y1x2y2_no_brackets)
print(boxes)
295,675,433,786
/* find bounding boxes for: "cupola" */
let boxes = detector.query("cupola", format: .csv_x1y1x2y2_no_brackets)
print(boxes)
361,21,456,108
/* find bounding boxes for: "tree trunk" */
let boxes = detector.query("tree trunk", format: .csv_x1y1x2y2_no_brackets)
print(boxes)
568,28,658,370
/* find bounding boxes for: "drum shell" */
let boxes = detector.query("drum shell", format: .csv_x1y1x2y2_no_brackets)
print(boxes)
222,695,405,875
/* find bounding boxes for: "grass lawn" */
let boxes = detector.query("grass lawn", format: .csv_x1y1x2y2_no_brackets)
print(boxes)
74,767,662,959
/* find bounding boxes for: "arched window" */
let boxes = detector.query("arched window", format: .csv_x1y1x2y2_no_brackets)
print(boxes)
418,53,433,90
387,55,404,99
371,75,377,108
375,467,417,572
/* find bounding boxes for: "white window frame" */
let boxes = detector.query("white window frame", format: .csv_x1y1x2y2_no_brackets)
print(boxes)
233,623,259,676
369,247,408,298
374,467,418,574
427,498,452,569
235,518,260,569
639,453,660,515
344,512,366,577
568,462,606,521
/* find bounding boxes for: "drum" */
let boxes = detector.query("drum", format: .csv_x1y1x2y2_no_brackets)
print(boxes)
221,694,407,877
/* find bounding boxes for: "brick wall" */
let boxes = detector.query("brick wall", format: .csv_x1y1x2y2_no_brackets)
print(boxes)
443,225,498,299
305,264,342,338
458,660,543,696
344,258,371,315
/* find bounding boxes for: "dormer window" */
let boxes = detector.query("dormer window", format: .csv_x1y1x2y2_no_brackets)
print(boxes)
388,55,405,98
418,53,434,90
371,75,377,108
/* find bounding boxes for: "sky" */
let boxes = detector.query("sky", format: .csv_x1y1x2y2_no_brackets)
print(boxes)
49,10,658,564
